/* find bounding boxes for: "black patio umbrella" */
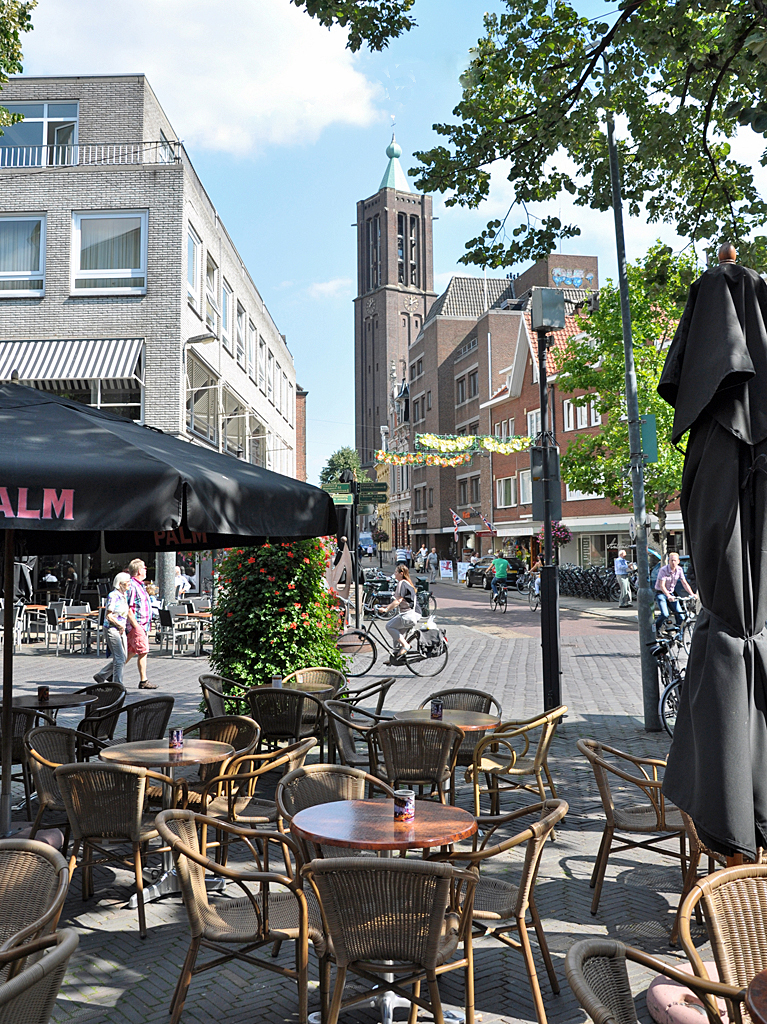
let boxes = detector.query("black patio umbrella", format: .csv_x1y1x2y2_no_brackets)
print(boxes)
658,257,767,860
0,383,337,832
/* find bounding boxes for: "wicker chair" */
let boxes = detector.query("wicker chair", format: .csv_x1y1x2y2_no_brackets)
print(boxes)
198,675,249,718
369,719,464,805
0,929,79,1024
198,737,317,862
276,764,395,860
323,700,387,770
24,726,105,843
119,695,175,742
247,687,327,759
565,937,741,1024
146,715,260,810
435,799,568,1024
282,667,346,696
419,688,502,768
577,738,687,916
72,683,126,757
54,761,178,938
678,863,767,1024
0,840,69,980
670,811,726,945
155,809,329,1024
304,856,477,1024
467,706,567,817
0,707,54,819
344,675,396,716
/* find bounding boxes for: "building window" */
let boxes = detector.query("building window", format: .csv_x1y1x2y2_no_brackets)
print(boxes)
508,418,515,436
496,476,517,508
267,349,274,403
527,409,541,438
410,363,416,381
413,398,420,422
494,422,501,437
409,215,419,286
250,413,266,467
275,363,282,413
414,489,421,511
426,391,432,410
470,476,480,503
186,355,218,445
222,389,246,459
590,398,601,426
469,421,479,435
519,469,532,505
205,255,219,334
72,211,147,294
366,215,381,291
458,479,468,505
248,321,257,380
566,484,601,501
221,280,233,353
0,102,78,166
397,213,406,284
576,402,589,429
288,382,294,426
235,304,246,368
456,378,466,405
468,371,478,398
563,400,574,431
258,338,266,393
0,215,45,295
187,225,201,307
501,420,508,440
428,487,433,507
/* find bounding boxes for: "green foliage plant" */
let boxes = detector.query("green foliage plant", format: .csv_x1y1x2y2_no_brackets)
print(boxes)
0,1,36,132
319,446,362,485
555,243,699,554
211,539,345,696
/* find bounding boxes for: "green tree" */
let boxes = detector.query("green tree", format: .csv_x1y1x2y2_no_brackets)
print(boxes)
289,0,415,52
0,1,36,130
319,445,362,486
555,243,699,554
412,1,767,270
211,539,345,692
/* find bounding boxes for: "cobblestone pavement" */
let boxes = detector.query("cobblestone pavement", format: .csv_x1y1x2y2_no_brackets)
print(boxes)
8,604,708,1024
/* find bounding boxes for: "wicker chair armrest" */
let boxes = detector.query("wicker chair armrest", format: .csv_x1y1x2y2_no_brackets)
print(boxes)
469,735,520,773
587,741,668,772
0,931,60,965
591,758,665,790
474,726,529,760
0,869,69,953
345,676,396,714
627,945,743,1000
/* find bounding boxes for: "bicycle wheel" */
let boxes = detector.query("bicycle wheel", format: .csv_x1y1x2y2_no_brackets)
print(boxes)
336,629,377,676
490,589,498,611
517,574,528,594
681,619,695,655
528,584,540,611
427,593,437,613
659,676,682,737
406,633,449,677
498,589,507,613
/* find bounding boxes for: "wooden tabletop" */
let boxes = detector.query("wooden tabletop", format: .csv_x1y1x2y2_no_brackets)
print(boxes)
99,738,234,769
393,709,501,731
23,605,47,612
747,969,767,1024
177,611,212,619
10,693,99,711
290,799,477,852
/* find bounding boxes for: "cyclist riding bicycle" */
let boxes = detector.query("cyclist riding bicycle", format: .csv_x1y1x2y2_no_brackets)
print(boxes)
487,554,511,601
383,563,421,665
531,555,543,595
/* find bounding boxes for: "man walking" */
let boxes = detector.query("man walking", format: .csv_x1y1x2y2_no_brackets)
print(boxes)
125,558,157,689
614,548,632,608
427,547,439,584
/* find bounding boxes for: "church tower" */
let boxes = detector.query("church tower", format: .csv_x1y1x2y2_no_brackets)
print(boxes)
354,136,436,468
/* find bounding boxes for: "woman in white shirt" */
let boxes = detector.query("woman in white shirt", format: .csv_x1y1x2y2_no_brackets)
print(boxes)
384,565,421,664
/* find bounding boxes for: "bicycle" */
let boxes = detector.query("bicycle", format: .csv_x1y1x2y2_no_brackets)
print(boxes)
528,576,540,612
489,581,508,613
659,676,682,737
335,610,448,678
649,633,685,736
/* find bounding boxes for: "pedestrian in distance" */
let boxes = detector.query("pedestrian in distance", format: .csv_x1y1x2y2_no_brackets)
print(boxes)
614,548,632,607
427,547,439,584
125,558,157,689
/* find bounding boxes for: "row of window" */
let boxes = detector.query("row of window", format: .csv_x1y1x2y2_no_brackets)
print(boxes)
187,225,293,427
0,211,147,296
413,485,433,511
563,398,601,431
457,476,481,506
494,418,516,439
456,370,478,406
412,391,431,423
495,473,600,509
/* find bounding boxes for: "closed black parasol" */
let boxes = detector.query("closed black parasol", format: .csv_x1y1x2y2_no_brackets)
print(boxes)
0,383,337,831
658,257,767,859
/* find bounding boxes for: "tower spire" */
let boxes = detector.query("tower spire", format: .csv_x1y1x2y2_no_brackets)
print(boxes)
379,132,410,192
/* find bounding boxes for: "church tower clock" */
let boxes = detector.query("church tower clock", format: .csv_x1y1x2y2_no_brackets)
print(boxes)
354,136,436,468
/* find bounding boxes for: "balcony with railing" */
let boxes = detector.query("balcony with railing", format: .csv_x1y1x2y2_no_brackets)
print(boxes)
0,140,182,168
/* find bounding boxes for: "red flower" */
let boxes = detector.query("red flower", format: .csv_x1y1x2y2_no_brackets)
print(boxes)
227,612,233,618
259,568,266,573
289,622,297,630
287,552,294,558
303,558,310,564
248,557,256,563
267,576,275,582
287,583,296,590
274,591,280,596
294,602,301,609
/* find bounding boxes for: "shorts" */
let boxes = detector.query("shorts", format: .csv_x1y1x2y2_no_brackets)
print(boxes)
127,623,149,655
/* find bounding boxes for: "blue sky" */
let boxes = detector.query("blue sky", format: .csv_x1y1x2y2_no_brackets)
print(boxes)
18,0,754,482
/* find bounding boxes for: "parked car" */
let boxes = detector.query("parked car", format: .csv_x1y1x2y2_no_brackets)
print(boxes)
465,555,526,590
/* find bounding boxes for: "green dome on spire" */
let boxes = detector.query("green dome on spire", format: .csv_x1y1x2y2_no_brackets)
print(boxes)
379,133,410,192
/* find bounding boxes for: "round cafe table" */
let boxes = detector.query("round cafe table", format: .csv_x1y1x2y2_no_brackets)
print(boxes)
100,738,234,904
392,708,500,731
747,968,767,1024
11,692,98,712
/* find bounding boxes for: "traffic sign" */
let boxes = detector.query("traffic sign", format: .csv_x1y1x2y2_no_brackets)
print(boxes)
322,482,351,493
357,504,375,515
359,484,387,493
331,494,355,505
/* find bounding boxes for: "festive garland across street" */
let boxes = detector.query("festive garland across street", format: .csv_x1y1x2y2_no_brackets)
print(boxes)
375,432,533,467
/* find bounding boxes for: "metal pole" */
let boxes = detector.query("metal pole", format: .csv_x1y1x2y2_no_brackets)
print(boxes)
2,530,14,833
604,61,660,729
537,329,562,711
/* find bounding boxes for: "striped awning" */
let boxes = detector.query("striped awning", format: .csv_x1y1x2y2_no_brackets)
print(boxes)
0,338,144,387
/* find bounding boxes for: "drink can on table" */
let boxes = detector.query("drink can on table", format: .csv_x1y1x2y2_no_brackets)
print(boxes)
271,676,283,689
37,685,49,704
393,789,416,822
430,697,443,720
168,728,184,751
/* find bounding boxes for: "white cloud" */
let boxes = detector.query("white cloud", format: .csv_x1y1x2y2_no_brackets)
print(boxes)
21,0,383,155
306,277,353,299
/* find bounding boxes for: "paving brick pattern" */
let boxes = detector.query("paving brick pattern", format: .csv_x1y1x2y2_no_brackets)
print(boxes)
8,604,709,1024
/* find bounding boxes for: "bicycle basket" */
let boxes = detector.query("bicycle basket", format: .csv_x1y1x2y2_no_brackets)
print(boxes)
418,627,446,657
